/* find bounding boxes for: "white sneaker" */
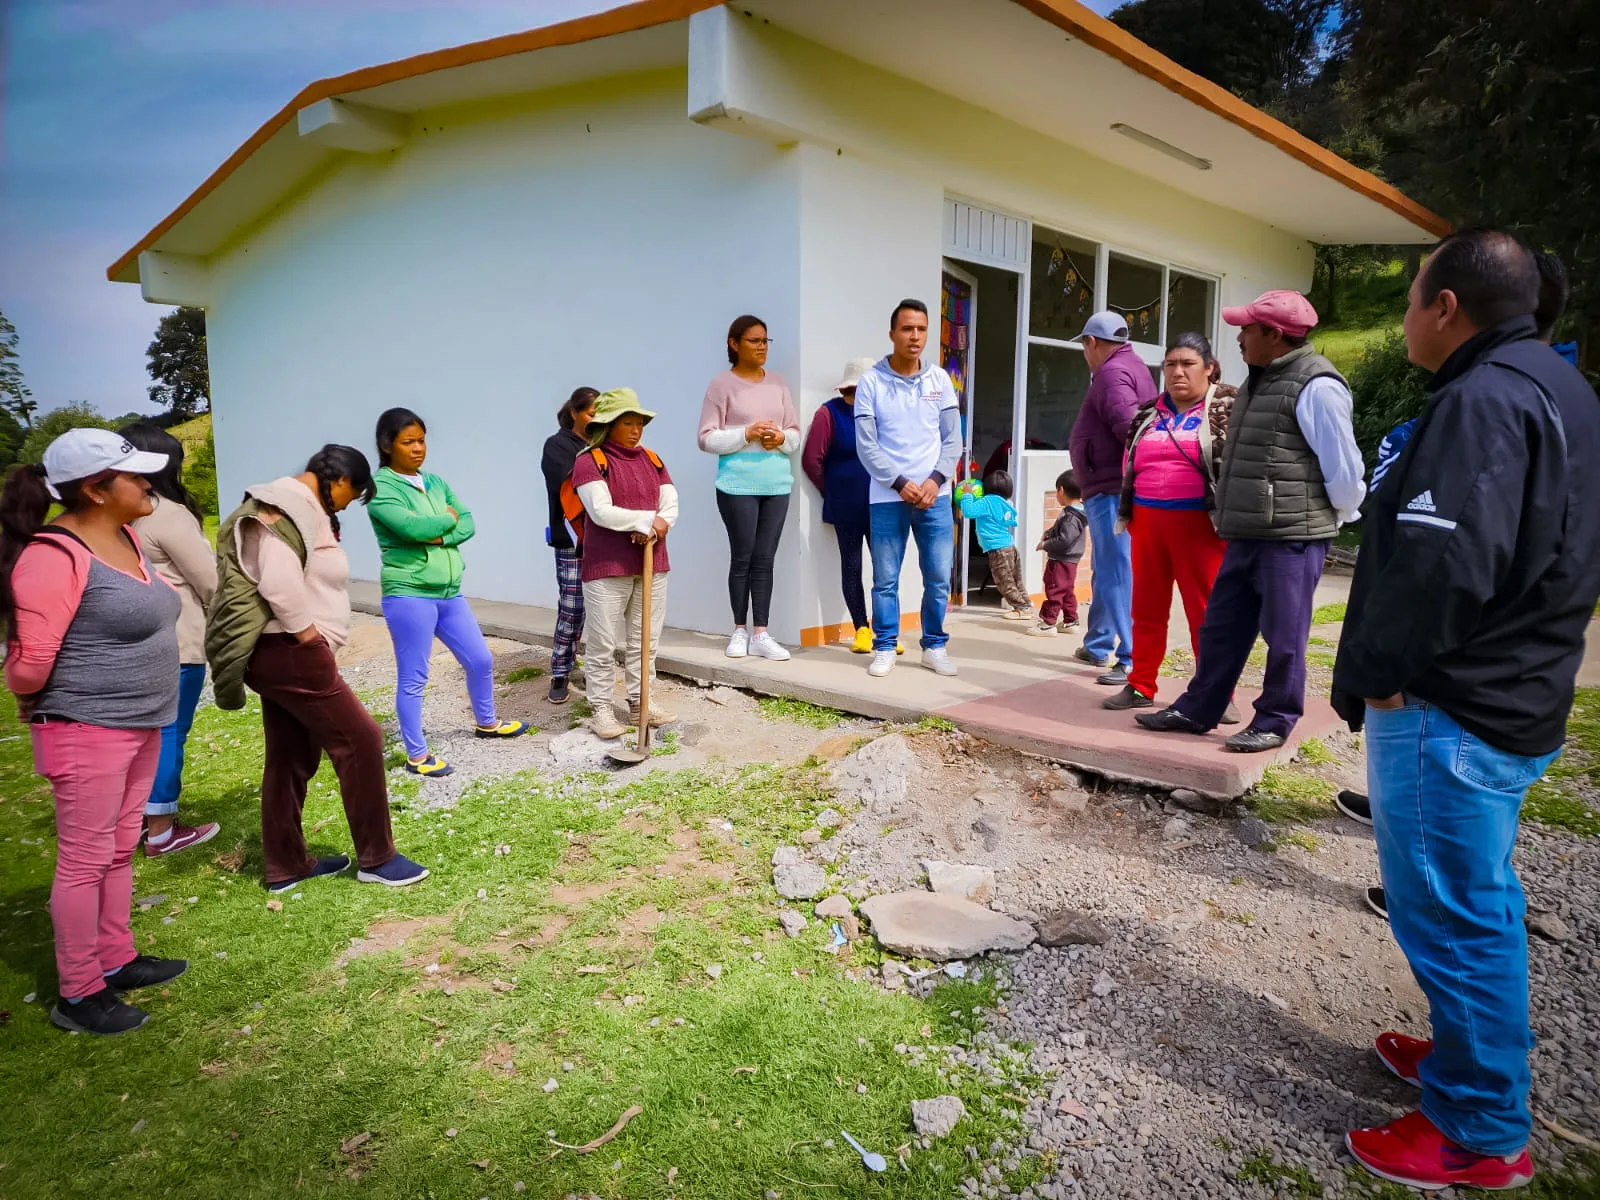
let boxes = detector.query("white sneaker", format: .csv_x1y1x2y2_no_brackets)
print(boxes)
921,646,958,676
749,631,791,661
725,627,750,658
867,649,896,678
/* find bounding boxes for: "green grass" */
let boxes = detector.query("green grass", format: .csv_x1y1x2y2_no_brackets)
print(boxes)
911,715,957,734
1238,1147,1322,1198
203,513,218,548
0,691,1047,1199
650,729,681,758
1317,324,1400,377
756,696,845,729
1311,603,1347,625
568,698,594,729
1277,829,1323,854
1295,738,1337,767
502,666,545,685
1249,766,1336,823
1523,689,1600,836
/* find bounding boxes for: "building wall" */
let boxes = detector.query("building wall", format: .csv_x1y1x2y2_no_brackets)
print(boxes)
205,70,805,636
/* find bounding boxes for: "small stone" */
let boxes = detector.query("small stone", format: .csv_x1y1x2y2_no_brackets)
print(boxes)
778,909,808,938
923,860,997,904
445,1128,458,1138
1261,990,1290,1011
1527,911,1572,942
132,1119,147,1134
859,892,1035,961
476,889,488,900
856,1082,868,1094
1161,817,1193,843
1237,817,1273,846
815,894,852,919
135,894,167,910
773,862,827,900
562,1061,574,1072
1091,971,1120,997
514,1184,525,1193
1168,788,1215,815
971,816,1002,852
815,807,843,829
881,961,904,990
800,829,822,845
911,1095,968,1138
265,899,283,912
1048,789,1088,815
772,845,802,867
1037,910,1110,947
542,1078,559,1093
705,963,723,980
839,913,862,941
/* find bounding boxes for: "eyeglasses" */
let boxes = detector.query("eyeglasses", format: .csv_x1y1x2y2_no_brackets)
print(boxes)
742,337,772,346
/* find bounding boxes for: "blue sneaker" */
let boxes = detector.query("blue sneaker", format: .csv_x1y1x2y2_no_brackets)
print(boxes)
267,854,351,894
357,853,430,888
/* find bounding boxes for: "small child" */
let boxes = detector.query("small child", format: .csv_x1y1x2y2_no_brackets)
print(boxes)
571,388,680,739
957,470,1034,621
1030,470,1086,637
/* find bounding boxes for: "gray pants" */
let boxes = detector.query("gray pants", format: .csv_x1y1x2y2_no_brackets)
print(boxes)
581,573,669,713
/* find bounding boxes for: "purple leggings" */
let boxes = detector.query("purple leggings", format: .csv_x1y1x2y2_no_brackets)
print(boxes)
381,594,497,758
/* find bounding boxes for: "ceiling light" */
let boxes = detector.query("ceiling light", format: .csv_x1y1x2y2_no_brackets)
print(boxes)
1110,123,1212,171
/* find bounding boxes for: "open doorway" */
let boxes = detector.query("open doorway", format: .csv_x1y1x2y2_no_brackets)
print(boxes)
941,258,1021,608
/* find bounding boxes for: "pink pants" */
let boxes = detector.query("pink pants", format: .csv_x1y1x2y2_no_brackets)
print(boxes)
32,722,160,1000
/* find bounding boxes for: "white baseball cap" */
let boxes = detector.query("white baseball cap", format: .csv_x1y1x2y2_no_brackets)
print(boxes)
41,427,169,498
1077,311,1131,343
834,357,876,391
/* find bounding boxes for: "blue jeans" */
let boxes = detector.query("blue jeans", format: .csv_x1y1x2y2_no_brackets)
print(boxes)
381,594,498,759
1081,492,1132,668
1366,699,1559,1155
147,663,206,816
869,499,953,652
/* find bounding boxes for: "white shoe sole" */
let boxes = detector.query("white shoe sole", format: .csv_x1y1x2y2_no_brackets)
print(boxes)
750,646,790,661
921,659,957,677
868,662,895,678
356,867,430,887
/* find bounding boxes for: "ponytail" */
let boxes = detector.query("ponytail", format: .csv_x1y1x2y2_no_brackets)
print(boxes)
0,463,55,637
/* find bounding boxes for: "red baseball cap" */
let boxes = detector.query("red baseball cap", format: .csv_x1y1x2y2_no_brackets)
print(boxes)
1222,290,1319,338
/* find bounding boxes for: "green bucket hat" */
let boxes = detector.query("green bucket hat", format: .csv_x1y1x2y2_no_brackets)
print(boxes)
586,387,657,445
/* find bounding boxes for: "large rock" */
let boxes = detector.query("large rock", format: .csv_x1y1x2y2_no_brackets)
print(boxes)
922,860,996,904
911,1096,967,1139
547,728,621,774
777,909,808,938
859,892,1036,961
1037,910,1110,947
773,862,827,900
814,894,853,919
830,734,916,813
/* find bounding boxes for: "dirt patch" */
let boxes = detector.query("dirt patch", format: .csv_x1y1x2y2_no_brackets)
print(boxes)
337,916,451,966
478,1041,519,1077
549,878,630,906
619,904,664,935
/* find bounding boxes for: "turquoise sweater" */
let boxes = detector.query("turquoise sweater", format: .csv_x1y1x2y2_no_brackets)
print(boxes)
958,493,1018,553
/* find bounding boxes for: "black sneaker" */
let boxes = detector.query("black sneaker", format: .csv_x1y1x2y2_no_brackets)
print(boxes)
1135,707,1208,735
1096,666,1129,687
1337,790,1373,825
50,988,149,1036
267,854,351,894
1102,684,1153,710
548,676,570,705
1365,886,1389,921
103,955,188,991
1224,727,1287,753
1073,646,1114,668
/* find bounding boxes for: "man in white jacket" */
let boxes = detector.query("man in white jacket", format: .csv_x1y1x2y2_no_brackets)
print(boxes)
853,299,962,678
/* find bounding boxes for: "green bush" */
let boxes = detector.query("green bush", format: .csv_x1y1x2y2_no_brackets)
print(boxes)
19,405,116,465
182,429,218,518
1346,329,1429,469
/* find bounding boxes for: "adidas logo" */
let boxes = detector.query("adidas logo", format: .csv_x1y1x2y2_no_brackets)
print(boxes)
1406,490,1437,514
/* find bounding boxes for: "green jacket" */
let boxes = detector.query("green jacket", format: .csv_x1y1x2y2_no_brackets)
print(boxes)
206,496,307,711
367,467,476,598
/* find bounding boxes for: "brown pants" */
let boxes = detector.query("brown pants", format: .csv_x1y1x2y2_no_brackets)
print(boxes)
245,634,396,883
986,547,1032,611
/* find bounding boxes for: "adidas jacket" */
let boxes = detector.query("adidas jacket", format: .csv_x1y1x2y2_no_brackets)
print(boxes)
1331,317,1600,756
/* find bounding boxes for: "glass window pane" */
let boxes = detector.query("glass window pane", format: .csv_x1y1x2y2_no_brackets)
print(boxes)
1167,271,1217,344
1030,229,1098,342
1107,252,1164,344
1024,342,1090,450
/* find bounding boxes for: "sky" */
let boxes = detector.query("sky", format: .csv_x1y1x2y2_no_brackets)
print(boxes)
1,0,1116,418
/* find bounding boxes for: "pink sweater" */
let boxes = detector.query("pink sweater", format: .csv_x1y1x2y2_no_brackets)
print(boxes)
238,477,352,647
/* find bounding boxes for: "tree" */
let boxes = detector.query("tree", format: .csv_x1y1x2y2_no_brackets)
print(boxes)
0,310,38,430
20,405,117,466
0,407,23,473
146,306,211,418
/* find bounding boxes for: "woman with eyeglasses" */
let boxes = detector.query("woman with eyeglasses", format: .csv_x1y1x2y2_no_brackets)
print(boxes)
698,314,800,661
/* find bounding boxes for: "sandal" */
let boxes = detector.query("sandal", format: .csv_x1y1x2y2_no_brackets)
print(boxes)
405,754,455,777
474,720,531,739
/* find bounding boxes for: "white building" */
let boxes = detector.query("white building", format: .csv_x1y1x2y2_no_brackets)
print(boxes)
109,0,1444,648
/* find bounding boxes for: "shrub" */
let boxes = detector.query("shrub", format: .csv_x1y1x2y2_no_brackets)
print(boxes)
1346,329,1429,469
182,429,218,518
19,405,117,464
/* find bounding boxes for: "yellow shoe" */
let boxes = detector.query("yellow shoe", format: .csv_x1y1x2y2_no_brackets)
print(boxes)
850,627,873,654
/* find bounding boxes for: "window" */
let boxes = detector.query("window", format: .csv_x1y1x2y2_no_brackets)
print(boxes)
1106,252,1164,346
1029,230,1098,343
1024,342,1090,449
1167,271,1218,344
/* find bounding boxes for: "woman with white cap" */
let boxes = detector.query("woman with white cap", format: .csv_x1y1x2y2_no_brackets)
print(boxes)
802,358,898,655
1,428,189,1036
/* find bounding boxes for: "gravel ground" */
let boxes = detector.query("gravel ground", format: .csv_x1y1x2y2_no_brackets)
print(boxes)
326,616,1598,1197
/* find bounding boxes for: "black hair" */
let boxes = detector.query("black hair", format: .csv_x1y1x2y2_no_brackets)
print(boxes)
1419,226,1540,330
304,444,375,540
558,387,599,432
984,469,1014,500
1056,470,1081,499
1165,331,1215,362
726,315,767,367
890,299,928,329
1534,251,1569,342
119,420,201,521
375,407,425,468
0,463,58,637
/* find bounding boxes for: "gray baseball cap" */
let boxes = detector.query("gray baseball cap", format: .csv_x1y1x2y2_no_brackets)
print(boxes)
1077,311,1130,343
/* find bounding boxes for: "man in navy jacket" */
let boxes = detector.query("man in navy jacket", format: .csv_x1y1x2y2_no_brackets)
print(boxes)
1334,228,1600,1192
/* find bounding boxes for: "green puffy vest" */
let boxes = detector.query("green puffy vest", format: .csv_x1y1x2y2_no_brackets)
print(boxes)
1213,345,1345,541
205,498,307,710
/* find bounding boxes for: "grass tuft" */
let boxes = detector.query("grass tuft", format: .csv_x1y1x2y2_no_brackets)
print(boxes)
1521,689,1600,836
1250,766,1336,823
650,729,681,758
757,696,845,728
502,666,545,684
911,715,958,734
1239,1148,1323,1198
1296,738,1338,767
1311,602,1347,625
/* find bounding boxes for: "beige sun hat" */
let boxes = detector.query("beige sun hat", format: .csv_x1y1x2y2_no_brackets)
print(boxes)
834,357,877,392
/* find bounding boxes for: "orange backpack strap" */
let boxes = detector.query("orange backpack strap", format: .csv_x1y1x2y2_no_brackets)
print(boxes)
643,448,664,471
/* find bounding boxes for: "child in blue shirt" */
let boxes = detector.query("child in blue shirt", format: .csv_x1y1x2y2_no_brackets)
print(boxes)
957,470,1034,620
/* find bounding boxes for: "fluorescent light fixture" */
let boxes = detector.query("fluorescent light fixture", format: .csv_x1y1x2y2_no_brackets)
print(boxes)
1110,123,1212,171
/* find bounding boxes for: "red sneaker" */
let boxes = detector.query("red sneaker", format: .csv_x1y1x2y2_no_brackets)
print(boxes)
1346,1110,1534,1191
143,821,221,858
1376,1031,1431,1086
